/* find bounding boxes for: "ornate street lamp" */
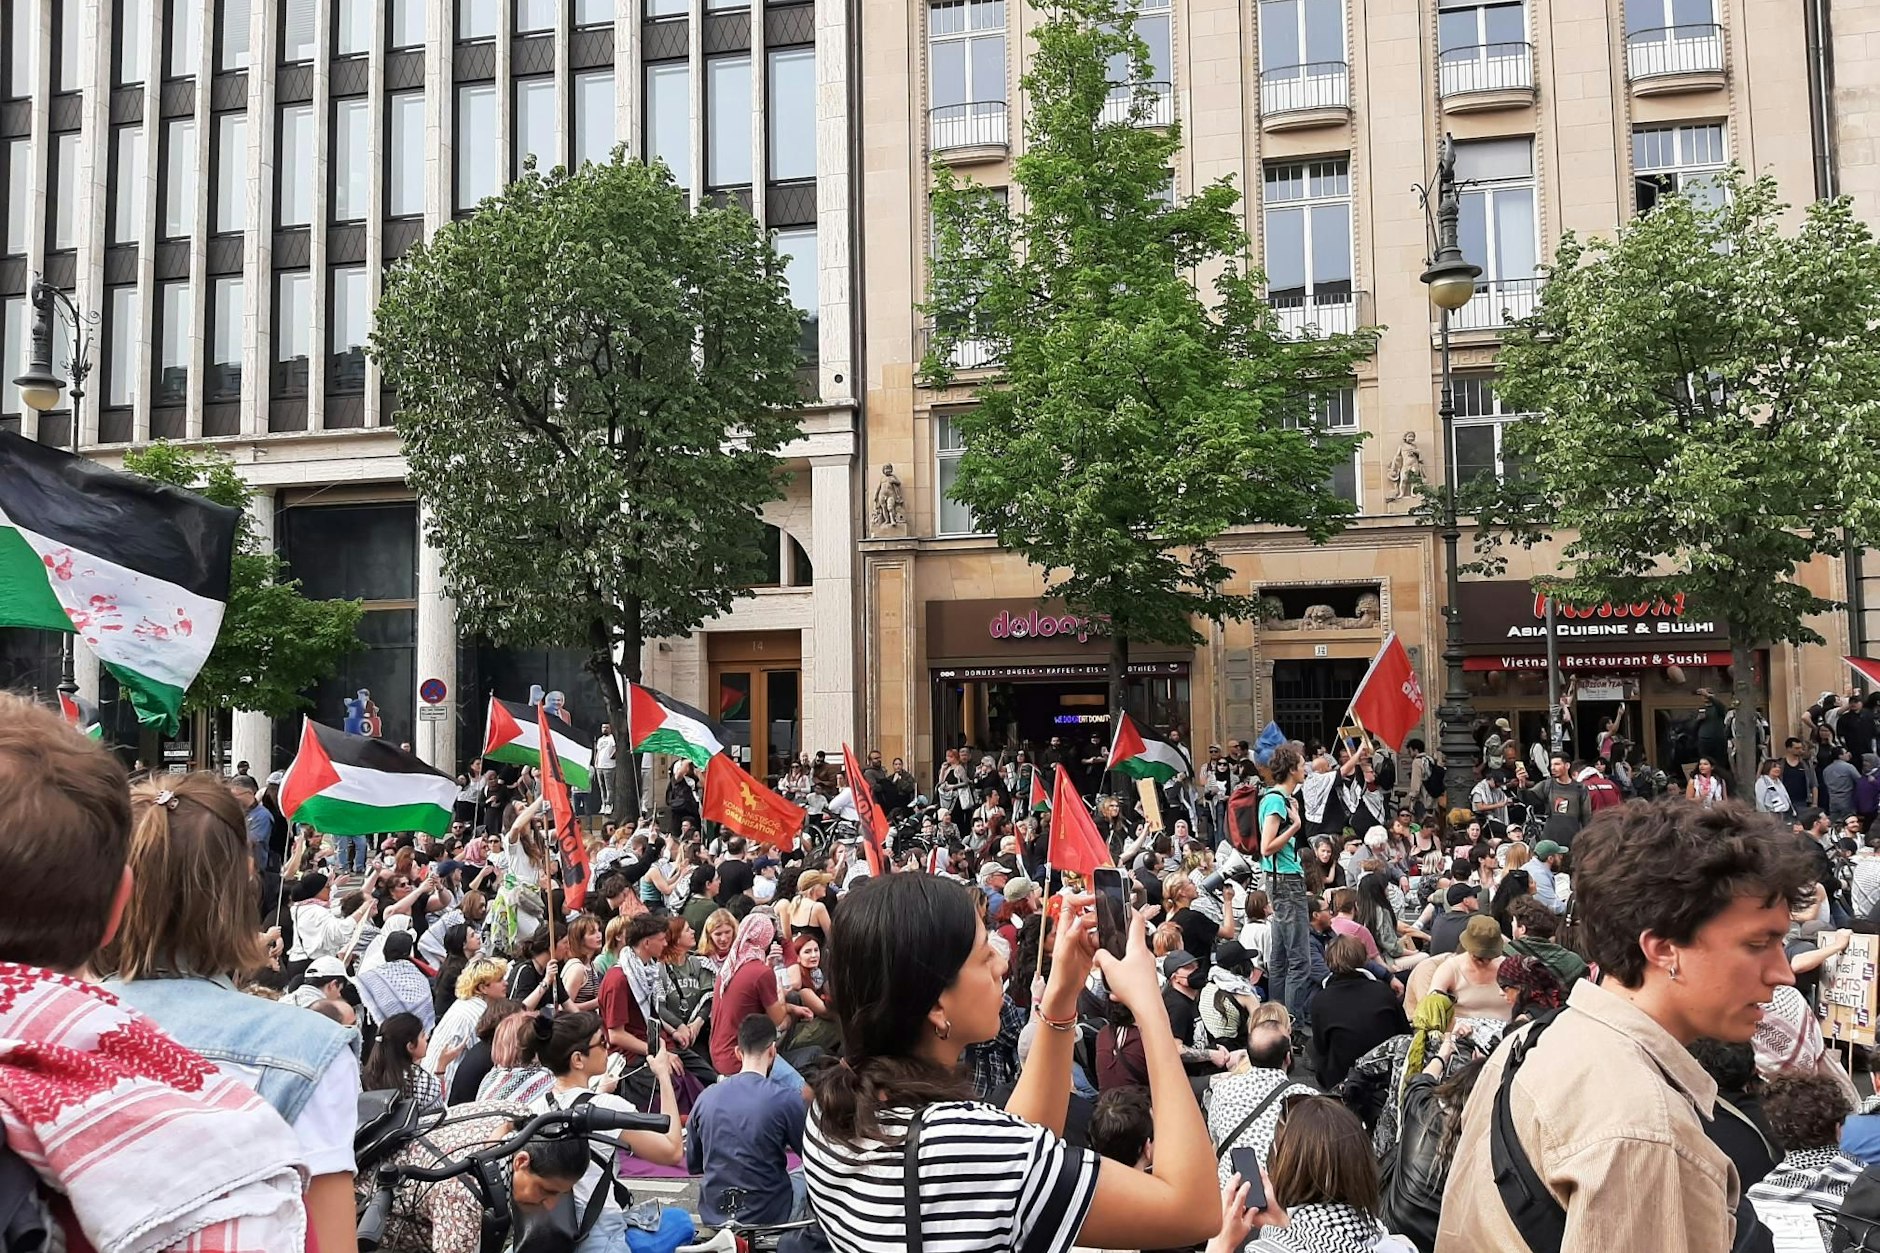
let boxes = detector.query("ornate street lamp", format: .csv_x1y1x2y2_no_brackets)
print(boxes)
12,276,94,413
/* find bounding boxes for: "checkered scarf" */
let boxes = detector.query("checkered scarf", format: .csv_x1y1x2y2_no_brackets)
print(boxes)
1257,1202,1419,1253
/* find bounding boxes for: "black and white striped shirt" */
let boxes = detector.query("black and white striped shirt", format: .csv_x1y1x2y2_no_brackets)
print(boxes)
803,1100,1100,1253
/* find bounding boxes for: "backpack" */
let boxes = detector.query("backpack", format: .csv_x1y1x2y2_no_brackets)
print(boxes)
1421,757,1446,800
1835,1163,1880,1251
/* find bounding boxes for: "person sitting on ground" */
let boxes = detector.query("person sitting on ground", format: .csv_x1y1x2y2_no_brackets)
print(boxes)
1494,953,1566,1028
527,1011,684,1252
1086,1087,1268,1253
362,1011,443,1111
1436,799,1817,1252
447,997,525,1106
426,955,509,1093
1426,915,1512,1031
707,912,815,1094
1746,1070,1862,1220
1685,1038,1780,1201
358,929,440,1033
1250,1095,1419,1252
475,1010,557,1105
1378,1033,1486,1253
1505,896,1590,989
1310,936,1410,1089
1340,991,1472,1163
1207,1022,1320,1188
1424,885,1478,957
688,1015,810,1226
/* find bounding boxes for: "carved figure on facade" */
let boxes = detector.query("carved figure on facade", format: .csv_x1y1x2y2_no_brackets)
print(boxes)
872,464,907,530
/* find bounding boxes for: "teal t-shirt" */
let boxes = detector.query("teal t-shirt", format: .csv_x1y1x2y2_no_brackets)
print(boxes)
1258,791,1301,875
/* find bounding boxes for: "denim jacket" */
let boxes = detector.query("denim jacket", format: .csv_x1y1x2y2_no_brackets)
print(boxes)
102,974,351,1124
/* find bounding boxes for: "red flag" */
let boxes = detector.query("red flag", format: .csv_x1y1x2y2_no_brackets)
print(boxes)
701,752,806,849
1848,657,1880,689
536,703,589,912
1349,631,1425,753
841,743,888,877
1048,764,1112,879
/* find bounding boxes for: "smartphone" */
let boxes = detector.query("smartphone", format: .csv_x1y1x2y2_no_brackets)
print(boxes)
1093,866,1129,959
1229,1148,1267,1211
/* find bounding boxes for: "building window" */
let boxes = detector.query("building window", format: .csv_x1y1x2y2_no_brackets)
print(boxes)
1453,136,1537,330
55,0,82,89
391,0,424,47
213,112,246,233
217,0,249,69
574,0,610,25
274,270,312,396
114,126,144,243
456,83,498,208
646,0,685,16
2,297,23,420
929,0,1006,151
573,69,616,168
119,0,150,83
1634,122,1726,213
388,91,425,216
330,265,368,393
1624,0,1721,78
163,118,197,238
50,132,79,250
1263,158,1353,337
935,413,980,535
281,0,315,61
773,225,818,367
707,0,746,12
278,104,313,226
106,285,139,410
333,97,368,221
645,62,691,192
515,0,554,32
1258,0,1347,114
209,275,242,401
156,279,191,406
1107,0,1172,98
767,48,815,182
1282,387,1358,505
4,0,30,98
514,76,556,176
334,0,371,54
707,55,753,189
1451,375,1526,486
3,138,27,253
1437,0,1528,95
458,0,497,40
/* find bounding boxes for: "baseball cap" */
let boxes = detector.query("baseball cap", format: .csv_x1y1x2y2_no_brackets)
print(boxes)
1446,883,1479,907
1003,875,1039,904
291,872,329,902
1161,950,1199,978
1532,840,1564,859
978,861,1011,883
306,956,348,981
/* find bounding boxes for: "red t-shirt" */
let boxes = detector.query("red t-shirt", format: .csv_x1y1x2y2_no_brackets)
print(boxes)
709,961,779,1075
597,963,649,1053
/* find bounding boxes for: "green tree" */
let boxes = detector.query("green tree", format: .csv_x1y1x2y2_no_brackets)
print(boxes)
1461,170,1880,786
370,158,805,814
923,0,1380,716
122,444,364,755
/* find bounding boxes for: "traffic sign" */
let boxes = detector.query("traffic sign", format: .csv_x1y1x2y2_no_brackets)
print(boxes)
418,704,449,722
419,677,448,705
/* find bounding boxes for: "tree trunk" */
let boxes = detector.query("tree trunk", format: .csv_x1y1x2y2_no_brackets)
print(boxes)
585,610,640,823
1730,633,1760,794
1109,632,1129,797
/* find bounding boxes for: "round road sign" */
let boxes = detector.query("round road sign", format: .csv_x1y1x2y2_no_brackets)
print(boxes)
419,678,448,705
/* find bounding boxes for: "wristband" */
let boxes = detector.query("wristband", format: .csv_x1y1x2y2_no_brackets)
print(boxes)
1038,1009,1079,1033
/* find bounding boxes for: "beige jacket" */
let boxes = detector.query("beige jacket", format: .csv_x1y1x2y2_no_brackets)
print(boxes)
1435,979,1737,1253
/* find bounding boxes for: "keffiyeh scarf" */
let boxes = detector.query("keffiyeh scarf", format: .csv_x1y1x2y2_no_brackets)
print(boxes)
0,963,306,1253
714,914,777,1004
1258,1202,1418,1253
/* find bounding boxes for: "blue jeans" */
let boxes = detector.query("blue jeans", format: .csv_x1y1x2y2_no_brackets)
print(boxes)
1266,871,1312,1025
770,1054,807,1096
336,835,368,875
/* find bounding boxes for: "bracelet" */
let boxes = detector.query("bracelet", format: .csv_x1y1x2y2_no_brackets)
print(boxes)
1038,1009,1079,1033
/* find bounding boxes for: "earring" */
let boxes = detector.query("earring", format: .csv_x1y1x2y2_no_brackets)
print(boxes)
1667,963,1680,982
935,1018,952,1041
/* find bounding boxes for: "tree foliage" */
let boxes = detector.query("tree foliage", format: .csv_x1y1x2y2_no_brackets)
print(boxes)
122,443,364,718
923,0,1379,705
1461,170,1880,782
370,157,806,810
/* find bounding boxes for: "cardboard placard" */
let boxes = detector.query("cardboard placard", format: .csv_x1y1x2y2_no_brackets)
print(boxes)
1824,931,1879,1047
1135,777,1163,832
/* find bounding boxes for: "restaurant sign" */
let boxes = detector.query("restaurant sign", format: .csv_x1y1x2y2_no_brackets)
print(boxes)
1458,581,1731,654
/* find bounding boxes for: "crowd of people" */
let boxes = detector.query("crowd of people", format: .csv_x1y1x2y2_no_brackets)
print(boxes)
10,684,1880,1253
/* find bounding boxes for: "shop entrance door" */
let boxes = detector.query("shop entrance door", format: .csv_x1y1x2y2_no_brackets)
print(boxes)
1271,658,1367,751
707,631,801,784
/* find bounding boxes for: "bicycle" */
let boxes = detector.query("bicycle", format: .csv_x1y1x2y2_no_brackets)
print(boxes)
674,1188,817,1253
355,1101,671,1253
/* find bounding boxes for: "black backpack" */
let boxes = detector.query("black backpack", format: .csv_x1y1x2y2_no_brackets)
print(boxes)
1835,1164,1880,1251
1422,757,1447,800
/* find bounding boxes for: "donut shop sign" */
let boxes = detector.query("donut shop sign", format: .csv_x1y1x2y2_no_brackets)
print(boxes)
987,608,1099,644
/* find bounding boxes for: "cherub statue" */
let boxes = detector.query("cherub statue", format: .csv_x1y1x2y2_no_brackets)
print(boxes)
872,464,907,529
1386,431,1424,503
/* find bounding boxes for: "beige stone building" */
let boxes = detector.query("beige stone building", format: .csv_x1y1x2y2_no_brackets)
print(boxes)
858,0,1865,781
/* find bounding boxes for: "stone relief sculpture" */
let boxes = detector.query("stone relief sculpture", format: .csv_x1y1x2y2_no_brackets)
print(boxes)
871,464,906,529
1260,590,1384,631
1385,432,1423,504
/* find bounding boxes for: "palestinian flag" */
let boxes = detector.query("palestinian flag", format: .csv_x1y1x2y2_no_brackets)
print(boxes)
280,717,458,836
58,691,102,741
1107,712,1188,784
0,432,236,733
1029,768,1051,815
482,696,593,790
626,681,725,769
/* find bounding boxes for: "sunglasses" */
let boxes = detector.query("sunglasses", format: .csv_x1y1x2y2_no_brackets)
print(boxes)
1275,1091,1320,1132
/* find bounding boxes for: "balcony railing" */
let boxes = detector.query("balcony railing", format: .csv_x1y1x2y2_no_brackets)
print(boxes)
1260,61,1349,116
1450,277,1541,332
1099,81,1173,127
1268,289,1365,339
921,323,1002,374
1438,42,1533,97
929,100,1010,153
1626,23,1724,80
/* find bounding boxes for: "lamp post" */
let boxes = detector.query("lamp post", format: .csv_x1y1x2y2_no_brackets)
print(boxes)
1415,135,1483,776
12,277,95,700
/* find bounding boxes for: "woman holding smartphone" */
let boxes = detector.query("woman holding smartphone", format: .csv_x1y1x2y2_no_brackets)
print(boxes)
803,874,1227,1252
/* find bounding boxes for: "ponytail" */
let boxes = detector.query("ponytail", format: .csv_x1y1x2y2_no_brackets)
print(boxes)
808,1054,971,1147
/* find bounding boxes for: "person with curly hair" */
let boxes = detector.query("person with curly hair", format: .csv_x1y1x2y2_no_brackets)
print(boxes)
1437,800,1817,1253
1746,1071,1861,1216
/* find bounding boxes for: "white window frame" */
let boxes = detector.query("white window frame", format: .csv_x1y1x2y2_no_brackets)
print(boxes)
1454,138,1538,331
1258,0,1347,114
1099,0,1173,126
208,274,243,401
1286,387,1360,509
1624,0,1721,77
1633,122,1726,213
1436,0,1530,96
1263,158,1354,338
573,69,616,169
935,412,987,536
1450,375,1527,485
928,0,1008,150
